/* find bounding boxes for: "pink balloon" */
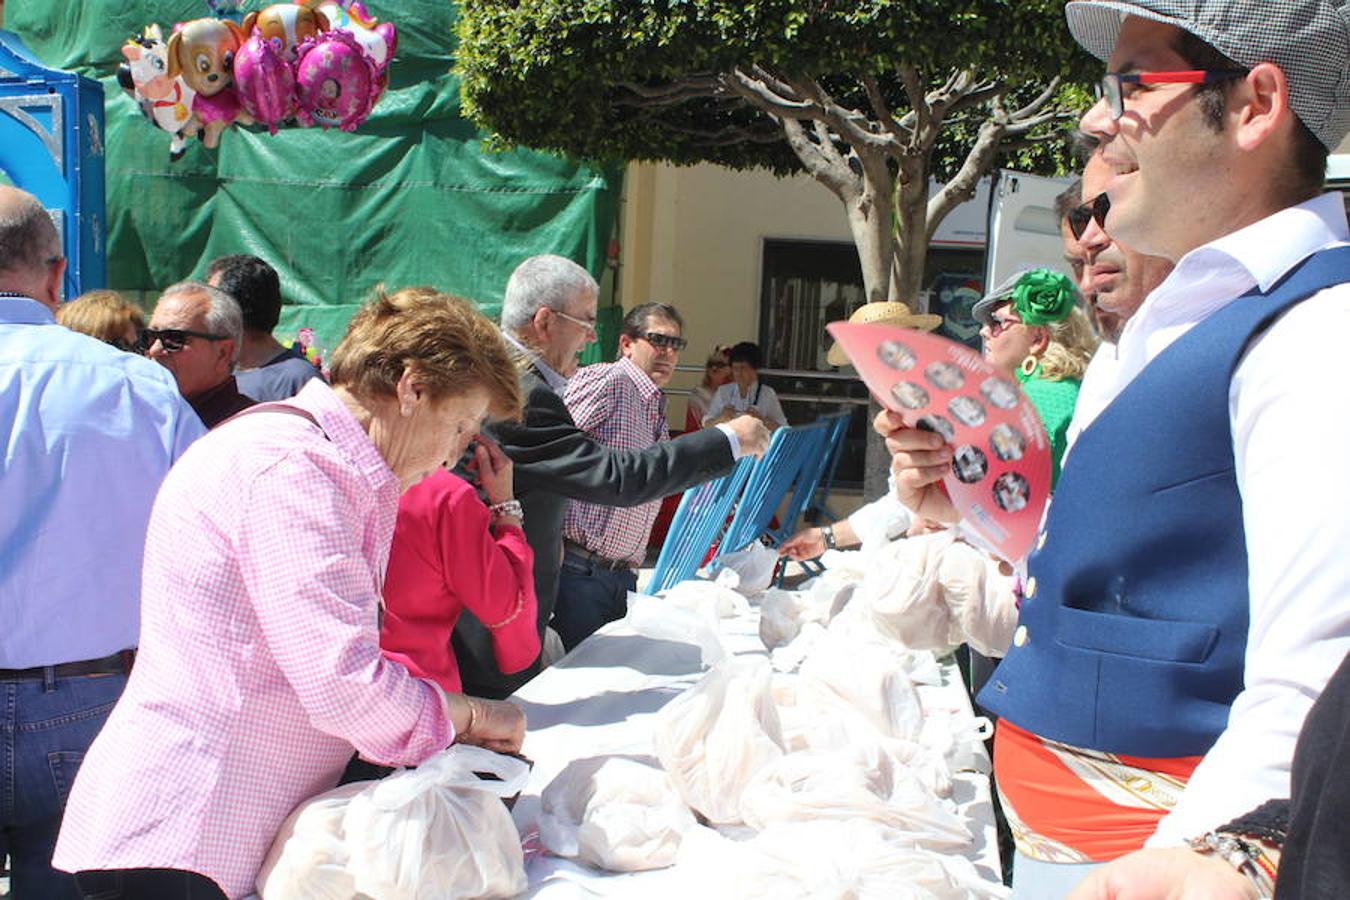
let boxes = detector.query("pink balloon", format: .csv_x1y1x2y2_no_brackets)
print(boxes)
234,32,296,134
293,30,377,132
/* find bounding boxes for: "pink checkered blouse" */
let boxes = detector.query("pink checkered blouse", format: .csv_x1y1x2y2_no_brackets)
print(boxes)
53,381,453,899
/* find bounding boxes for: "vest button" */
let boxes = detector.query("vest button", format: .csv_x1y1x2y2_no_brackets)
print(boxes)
1024,576,1038,599
1013,625,1029,647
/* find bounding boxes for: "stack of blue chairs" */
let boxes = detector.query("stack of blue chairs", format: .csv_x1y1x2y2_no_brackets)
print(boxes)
647,411,851,593
645,456,754,594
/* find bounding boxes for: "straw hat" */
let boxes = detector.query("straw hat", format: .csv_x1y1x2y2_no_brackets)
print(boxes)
827,301,943,367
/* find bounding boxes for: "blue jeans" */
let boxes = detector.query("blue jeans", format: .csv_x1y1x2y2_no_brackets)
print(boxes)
1012,851,1103,898
553,552,637,652
1,671,127,900
73,868,226,899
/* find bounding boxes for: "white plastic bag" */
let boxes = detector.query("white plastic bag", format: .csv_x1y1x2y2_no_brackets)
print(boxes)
860,531,964,652
653,657,785,825
256,781,368,900
664,579,751,619
343,745,530,900
709,540,778,595
771,674,953,797
538,755,697,872
674,820,1008,899
625,591,727,668
737,744,971,847
798,628,927,742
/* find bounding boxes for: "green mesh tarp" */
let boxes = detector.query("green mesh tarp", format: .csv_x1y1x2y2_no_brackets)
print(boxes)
4,0,622,350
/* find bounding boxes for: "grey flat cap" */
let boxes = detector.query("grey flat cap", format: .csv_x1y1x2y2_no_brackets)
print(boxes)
971,268,1033,328
1065,0,1350,150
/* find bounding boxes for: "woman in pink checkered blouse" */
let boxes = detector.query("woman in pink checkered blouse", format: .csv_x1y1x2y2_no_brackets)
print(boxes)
53,289,530,900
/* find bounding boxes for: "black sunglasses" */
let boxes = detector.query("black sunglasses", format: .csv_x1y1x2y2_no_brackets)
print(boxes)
640,331,688,351
1067,191,1111,240
139,327,230,353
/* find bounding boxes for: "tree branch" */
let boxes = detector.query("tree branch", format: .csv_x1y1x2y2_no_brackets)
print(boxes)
862,75,913,147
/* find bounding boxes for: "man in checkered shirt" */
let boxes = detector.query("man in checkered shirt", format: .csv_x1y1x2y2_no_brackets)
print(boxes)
554,302,691,649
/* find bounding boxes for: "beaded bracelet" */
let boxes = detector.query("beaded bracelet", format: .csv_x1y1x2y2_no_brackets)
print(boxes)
1186,831,1276,899
489,499,523,522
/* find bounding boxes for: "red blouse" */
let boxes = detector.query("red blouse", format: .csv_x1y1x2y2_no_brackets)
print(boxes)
381,469,540,694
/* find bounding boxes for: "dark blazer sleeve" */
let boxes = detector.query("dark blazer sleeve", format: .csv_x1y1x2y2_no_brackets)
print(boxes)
490,377,735,505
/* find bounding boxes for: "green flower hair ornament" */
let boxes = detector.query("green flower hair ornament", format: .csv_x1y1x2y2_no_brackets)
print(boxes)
1011,268,1078,326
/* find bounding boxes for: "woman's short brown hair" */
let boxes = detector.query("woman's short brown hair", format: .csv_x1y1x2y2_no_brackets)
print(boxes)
328,286,522,420
57,290,145,348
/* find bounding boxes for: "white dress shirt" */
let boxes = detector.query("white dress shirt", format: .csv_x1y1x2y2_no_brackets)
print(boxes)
1063,192,1350,846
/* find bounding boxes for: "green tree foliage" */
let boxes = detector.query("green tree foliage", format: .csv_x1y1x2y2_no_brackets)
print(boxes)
458,0,1096,305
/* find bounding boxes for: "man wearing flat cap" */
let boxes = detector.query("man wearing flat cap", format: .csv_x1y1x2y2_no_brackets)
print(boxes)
880,1,1350,895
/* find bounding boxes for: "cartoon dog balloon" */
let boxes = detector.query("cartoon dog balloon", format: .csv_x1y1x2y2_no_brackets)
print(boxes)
166,17,254,148
241,2,330,61
118,24,198,160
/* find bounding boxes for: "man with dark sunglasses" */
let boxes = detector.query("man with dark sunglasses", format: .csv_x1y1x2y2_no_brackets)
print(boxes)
878,0,1350,895
552,302,695,648
0,185,204,898
145,281,256,428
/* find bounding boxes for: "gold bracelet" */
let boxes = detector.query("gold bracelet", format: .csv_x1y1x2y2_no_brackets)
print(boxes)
460,696,478,742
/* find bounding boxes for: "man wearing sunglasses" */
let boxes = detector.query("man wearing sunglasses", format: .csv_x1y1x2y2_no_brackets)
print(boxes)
452,256,770,700
552,302,695,649
0,185,205,897
145,281,256,428
1057,154,1175,457
878,1,1350,895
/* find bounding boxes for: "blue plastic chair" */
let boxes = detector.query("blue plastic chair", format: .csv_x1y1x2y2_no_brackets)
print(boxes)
716,421,830,560
646,457,754,594
800,409,854,526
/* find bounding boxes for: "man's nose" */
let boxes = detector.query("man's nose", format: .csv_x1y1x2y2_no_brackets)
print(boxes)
1079,95,1118,141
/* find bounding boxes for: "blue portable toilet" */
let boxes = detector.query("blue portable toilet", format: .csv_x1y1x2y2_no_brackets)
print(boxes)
0,30,106,300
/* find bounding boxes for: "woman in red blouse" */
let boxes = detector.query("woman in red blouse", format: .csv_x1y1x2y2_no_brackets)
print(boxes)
381,435,540,693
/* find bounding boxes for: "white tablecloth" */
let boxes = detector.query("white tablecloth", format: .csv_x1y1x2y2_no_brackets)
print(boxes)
509,604,1002,896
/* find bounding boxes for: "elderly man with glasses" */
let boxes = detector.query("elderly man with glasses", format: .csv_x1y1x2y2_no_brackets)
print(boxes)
879,0,1350,895
451,255,770,700
0,184,204,898
145,280,255,428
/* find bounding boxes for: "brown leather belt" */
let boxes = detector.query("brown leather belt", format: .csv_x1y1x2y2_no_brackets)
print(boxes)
0,650,136,681
563,541,635,572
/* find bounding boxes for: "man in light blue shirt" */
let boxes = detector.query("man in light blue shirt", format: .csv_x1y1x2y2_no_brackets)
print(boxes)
0,185,203,898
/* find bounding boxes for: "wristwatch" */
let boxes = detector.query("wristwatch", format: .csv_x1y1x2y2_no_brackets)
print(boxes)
821,524,837,551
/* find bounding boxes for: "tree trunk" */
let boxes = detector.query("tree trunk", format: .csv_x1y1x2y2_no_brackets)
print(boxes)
842,171,896,304
892,160,931,310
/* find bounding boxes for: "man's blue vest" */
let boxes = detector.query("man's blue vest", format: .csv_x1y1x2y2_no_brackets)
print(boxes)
978,247,1350,758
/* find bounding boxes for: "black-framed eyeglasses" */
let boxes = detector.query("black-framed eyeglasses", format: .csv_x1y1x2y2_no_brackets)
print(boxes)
139,327,230,353
1096,69,1247,120
639,331,688,352
1067,191,1111,240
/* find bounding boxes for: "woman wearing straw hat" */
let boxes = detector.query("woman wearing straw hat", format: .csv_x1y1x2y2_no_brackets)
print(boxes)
972,268,1097,485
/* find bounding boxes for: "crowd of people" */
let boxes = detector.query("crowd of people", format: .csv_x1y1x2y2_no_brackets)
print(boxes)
2,0,1348,898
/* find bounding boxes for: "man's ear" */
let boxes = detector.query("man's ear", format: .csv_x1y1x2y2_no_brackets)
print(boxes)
43,256,66,312
1233,62,1291,152
617,333,635,357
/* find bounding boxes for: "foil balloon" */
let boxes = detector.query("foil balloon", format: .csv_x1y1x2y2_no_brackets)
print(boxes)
314,0,396,72
118,24,199,160
293,30,376,131
234,31,296,133
241,2,330,61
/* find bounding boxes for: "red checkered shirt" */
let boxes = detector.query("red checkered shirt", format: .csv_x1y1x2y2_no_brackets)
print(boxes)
53,381,453,899
562,357,670,566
